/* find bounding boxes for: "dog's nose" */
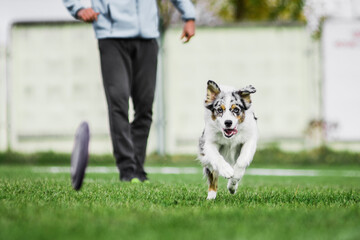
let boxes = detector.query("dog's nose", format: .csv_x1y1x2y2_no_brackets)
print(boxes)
225,120,232,128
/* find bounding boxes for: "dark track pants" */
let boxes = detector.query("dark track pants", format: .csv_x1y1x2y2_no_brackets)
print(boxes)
98,38,158,176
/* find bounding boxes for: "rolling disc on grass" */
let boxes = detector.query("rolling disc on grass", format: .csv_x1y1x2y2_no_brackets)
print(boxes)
71,121,90,191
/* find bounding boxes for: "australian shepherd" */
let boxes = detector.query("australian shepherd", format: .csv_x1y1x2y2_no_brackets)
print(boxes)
198,80,258,200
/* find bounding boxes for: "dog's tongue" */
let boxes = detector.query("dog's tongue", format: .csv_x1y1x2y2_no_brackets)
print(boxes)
224,128,238,137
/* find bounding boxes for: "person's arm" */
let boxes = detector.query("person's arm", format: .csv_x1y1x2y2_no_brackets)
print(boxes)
170,0,196,43
180,19,195,43
63,0,99,22
63,0,85,19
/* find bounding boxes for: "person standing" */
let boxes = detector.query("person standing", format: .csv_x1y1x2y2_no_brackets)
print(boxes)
63,0,196,182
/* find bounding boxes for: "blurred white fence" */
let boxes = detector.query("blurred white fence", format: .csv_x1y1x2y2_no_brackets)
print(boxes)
323,19,360,142
0,23,327,154
164,26,321,153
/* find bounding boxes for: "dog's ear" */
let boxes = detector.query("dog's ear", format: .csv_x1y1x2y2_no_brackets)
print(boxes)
237,85,256,110
205,80,221,107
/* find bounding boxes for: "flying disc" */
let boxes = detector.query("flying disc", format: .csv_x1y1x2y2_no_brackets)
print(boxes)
71,121,90,191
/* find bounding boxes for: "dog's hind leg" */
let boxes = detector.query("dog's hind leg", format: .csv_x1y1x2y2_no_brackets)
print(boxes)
204,168,218,200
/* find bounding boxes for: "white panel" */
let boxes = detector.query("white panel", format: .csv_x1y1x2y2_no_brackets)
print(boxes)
10,23,158,154
164,27,319,153
0,46,7,150
323,20,360,141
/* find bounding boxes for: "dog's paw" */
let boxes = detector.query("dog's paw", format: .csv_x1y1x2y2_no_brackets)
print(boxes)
227,179,239,194
218,162,234,179
206,190,217,200
233,165,246,180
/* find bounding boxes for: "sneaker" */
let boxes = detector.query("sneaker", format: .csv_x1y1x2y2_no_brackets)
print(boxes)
119,168,137,182
137,171,149,182
131,178,141,183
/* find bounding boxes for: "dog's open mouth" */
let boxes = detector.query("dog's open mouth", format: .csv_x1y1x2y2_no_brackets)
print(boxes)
223,128,238,138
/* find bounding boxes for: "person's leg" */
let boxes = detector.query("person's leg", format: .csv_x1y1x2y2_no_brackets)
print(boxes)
130,39,159,180
98,39,137,180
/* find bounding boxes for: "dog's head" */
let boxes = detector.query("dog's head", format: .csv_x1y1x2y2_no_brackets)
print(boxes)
205,80,256,139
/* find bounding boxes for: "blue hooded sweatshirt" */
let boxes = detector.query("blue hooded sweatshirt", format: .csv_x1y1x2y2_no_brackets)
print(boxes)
63,0,196,39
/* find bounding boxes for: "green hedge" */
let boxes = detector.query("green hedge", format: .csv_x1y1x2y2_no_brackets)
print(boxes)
0,146,359,166
253,146,360,166
0,151,113,166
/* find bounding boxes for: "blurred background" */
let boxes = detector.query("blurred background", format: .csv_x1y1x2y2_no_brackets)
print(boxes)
0,0,360,158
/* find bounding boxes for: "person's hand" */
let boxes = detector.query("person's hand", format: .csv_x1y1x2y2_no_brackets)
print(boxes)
77,8,100,23
181,20,195,43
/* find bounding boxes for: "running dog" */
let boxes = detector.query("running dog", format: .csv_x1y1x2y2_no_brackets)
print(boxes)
198,80,258,200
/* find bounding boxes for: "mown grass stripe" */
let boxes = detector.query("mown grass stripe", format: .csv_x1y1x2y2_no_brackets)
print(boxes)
31,166,360,177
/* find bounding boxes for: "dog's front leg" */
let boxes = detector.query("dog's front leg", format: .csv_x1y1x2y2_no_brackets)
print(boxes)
202,142,234,179
227,140,257,194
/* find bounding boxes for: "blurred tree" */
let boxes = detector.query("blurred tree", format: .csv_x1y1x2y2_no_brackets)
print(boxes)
157,0,176,34
229,0,305,22
233,0,246,20
156,0,305,26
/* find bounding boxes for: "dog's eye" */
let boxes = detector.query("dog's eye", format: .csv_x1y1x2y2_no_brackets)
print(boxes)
217,108,223,114
233,108,240,114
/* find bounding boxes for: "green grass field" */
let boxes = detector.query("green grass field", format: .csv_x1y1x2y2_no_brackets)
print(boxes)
0,165,359,240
